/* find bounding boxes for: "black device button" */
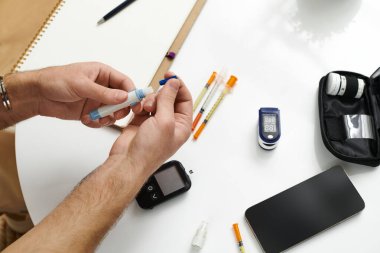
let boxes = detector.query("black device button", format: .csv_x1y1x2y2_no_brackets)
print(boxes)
146,185,155,192
150,193,160,201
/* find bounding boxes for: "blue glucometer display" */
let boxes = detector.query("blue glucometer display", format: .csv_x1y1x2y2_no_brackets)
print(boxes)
258,107,281,150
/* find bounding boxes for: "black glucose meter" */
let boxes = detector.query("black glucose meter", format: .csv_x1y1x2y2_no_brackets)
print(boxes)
258,107,281,150
136,160,191,209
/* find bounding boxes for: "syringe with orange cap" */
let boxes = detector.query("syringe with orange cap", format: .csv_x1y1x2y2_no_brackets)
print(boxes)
192,71,226,131
193,75,238,140
233,223,246,253
193,71,217,112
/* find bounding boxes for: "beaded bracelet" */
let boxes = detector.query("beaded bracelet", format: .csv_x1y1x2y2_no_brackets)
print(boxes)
0,76,12,111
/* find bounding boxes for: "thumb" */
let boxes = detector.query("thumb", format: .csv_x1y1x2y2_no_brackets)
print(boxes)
156,79,180,118
80,81,128,105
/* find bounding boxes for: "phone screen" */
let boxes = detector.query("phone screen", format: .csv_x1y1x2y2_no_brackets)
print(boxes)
245,166,364,253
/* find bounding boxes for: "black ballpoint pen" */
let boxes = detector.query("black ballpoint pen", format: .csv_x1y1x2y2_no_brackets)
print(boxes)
97,0,137,25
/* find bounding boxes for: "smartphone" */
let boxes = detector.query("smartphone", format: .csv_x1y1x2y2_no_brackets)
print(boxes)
245,166,364,253
136,160,191,209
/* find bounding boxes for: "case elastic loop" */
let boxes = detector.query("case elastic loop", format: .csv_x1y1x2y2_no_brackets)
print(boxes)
325,117,347,141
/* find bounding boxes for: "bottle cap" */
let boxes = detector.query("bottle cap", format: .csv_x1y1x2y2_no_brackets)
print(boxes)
192,221,208,249
355,78,366,98
326,72,341,96
337,75,347,96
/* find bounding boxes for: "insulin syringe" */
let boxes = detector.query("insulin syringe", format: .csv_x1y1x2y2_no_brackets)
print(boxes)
89,76,177,121
193,75,237,140
192,71,226,131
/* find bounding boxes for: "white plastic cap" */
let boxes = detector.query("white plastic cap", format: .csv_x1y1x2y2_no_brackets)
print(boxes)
337,75,347,96
326,73,341,96
192,221,208,249
215,68,228,84
355,78,366,98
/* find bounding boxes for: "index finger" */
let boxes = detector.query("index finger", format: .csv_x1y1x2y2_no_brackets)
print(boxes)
95,63,136,92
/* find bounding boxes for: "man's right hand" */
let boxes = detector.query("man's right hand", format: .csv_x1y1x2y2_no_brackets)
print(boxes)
109,72,193,177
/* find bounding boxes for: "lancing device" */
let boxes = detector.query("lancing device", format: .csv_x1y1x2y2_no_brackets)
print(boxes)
89,76,177,120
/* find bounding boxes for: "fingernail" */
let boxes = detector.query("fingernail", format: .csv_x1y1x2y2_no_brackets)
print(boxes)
82,116,90,124
168,79,180,91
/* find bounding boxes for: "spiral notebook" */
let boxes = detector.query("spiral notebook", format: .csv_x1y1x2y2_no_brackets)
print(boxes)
14,0,206,126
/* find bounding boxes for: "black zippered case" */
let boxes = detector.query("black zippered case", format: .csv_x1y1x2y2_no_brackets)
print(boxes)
318,67,380,167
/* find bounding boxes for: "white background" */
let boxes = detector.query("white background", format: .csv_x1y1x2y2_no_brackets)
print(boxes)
16,0,380,252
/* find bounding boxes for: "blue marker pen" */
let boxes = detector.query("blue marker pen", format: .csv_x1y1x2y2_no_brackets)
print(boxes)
89,76,177,121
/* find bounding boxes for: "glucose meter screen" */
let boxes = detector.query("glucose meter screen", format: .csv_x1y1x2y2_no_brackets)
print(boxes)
154,166,185,196
263,115,276,133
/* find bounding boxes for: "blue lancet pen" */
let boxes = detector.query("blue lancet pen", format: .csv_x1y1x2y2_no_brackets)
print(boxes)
89,76,177,120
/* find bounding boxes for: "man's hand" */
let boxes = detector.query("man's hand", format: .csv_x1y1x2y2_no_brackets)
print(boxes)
1,62,135,129
110,72,193,176
33,62,137,128
3,70,193,253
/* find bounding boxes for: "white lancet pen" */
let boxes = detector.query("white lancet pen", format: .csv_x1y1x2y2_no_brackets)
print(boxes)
89,76,177,121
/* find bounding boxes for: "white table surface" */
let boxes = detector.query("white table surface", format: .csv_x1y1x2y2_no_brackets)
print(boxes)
16,0,380,252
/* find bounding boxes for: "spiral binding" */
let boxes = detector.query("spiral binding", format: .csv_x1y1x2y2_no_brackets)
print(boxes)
11,0,66,73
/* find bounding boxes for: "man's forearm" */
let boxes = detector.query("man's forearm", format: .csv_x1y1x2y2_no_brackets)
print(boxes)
4,155,148,253
0,72,40,129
